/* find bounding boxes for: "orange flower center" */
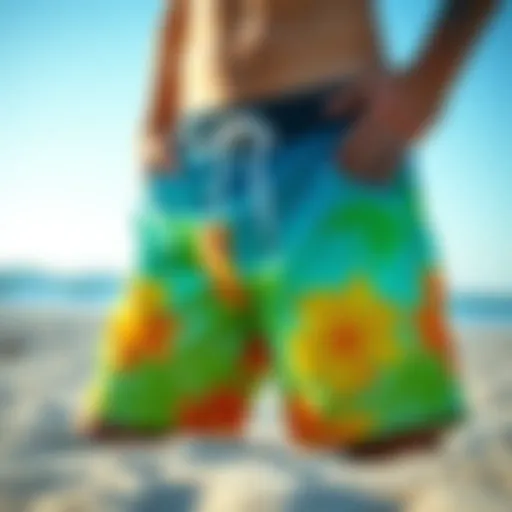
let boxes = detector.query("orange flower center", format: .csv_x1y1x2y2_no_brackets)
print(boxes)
328,322,363,357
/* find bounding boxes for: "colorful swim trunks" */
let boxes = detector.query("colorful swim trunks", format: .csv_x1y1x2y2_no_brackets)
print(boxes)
84,83,465,447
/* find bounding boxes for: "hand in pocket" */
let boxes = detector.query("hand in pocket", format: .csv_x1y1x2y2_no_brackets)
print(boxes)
327,71,441,184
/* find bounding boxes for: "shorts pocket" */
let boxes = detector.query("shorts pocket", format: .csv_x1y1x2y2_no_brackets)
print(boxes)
331,144,412,193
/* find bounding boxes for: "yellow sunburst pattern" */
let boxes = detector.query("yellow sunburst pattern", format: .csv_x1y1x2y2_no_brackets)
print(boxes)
291,278,401,394
105,279,178,371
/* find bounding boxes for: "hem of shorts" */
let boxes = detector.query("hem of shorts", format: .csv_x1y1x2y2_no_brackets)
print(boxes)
285,405,466,451
79,414,248,442
346,406,467,451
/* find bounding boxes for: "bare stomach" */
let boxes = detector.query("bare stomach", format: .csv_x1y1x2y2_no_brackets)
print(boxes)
178,1,382,112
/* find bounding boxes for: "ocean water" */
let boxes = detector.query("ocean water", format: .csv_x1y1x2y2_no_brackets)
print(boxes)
451,295,512,326
0,273,511,326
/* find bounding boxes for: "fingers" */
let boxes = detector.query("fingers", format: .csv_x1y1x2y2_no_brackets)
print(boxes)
339,114,404,184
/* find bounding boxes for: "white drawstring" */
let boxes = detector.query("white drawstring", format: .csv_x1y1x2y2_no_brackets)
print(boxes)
209,112,277,247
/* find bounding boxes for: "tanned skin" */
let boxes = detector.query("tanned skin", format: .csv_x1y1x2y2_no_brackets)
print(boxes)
142,0,500,181
89,0,500,453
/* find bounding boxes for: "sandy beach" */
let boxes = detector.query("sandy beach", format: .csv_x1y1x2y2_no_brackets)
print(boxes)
0,306,511,512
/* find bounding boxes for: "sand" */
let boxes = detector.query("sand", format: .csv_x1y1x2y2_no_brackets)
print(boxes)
0,306,511,512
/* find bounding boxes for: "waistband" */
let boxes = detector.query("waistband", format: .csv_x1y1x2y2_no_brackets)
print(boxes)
178,80,354,147
149,80,358,234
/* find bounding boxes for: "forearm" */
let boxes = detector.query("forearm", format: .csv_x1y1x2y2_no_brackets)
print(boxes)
144,1,185,136
407,0,501,101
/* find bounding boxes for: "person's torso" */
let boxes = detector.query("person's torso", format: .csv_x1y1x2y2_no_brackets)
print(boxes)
178,0,383,112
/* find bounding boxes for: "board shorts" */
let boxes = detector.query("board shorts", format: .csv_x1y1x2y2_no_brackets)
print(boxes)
83,82,465,448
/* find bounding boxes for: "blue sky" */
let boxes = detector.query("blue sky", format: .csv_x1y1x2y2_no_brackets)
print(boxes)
0,0,511,292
